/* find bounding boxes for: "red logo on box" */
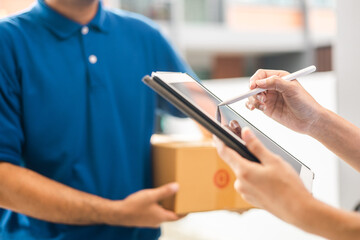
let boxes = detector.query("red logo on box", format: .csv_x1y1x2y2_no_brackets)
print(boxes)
213,169,230,188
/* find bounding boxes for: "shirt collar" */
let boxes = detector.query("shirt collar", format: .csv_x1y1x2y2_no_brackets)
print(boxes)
34,0,110,39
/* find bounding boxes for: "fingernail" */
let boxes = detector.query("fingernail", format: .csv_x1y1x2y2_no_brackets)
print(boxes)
246,102,254,110
242,127,255,142
169,183,179,192
259,105,266,111
249,82,255,89
257,95,266,103
230,120,240,129
256,79,266,86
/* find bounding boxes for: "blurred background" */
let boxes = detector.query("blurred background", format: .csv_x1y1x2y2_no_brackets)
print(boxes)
0,0,335,79
118,0,335,80
2,0,360,239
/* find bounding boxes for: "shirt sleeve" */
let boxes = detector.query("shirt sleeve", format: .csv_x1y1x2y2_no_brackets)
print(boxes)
153,30,198,118
0,24,24,166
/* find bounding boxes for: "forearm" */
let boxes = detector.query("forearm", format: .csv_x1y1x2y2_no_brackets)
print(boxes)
309,108,360,171
291,197,360,240
0,162,118,225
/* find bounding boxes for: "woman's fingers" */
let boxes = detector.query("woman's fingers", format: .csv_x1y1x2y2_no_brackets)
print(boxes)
246,95,259,110
256,92,266,103
249,69,290,90
229,120,242,137
213,135,240,172
241,127,277,165
213,135,258,176
246,94,266,112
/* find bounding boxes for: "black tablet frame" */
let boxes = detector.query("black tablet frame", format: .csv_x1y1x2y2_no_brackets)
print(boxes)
143,73,311,172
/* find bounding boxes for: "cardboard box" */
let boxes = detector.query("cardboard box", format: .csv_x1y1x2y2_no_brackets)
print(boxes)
152,135,253,214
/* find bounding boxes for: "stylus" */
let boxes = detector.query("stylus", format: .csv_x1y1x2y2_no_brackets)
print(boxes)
218,65,317,106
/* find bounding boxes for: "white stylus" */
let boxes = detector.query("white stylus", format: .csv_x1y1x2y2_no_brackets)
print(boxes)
218,65,317,106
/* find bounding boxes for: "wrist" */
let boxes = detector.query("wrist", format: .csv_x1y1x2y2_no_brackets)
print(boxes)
288,195,358,240
91,198,125,226
306,106,329,138
287,193,317,228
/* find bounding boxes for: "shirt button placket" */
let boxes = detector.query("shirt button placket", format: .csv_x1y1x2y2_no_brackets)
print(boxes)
81,26,98,87
82,27,98,65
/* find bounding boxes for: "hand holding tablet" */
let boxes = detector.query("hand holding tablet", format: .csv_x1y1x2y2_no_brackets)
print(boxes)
143,72,314,191
144,69,360,240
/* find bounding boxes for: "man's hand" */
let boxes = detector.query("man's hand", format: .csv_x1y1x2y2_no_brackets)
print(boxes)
213,127,313,224
107,183,180,228
246,69,324,134
0,162,181,228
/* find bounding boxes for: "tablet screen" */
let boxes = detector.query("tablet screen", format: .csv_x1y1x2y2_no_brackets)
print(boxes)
168,80,303,173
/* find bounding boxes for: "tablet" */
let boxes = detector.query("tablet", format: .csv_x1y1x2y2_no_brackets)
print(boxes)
143,72,314,191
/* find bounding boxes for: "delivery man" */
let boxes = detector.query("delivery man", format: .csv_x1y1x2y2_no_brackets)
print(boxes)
214,69,360,239
0,0,193,239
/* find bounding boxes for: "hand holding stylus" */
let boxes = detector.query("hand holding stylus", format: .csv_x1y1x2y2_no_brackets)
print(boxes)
219,66,316,106
246,68,324,135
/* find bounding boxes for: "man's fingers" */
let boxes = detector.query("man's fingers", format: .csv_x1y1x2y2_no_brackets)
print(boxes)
160,208,179,222
145,207,179,228
150,183,179,202
242,127,275,164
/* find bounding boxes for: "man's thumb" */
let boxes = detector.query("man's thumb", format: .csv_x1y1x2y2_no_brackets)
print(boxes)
151,183,179,202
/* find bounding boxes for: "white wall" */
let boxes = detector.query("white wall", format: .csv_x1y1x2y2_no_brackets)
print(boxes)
335,0,360,211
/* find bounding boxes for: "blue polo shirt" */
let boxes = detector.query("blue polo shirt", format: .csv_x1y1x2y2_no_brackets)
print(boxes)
0,1,192,239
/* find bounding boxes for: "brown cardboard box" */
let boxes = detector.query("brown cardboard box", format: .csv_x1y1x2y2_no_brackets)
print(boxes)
151,135,253,214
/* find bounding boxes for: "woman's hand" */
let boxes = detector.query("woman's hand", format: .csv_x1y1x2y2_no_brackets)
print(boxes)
214,125,360,240
246,69,324,134
213,127,314,224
